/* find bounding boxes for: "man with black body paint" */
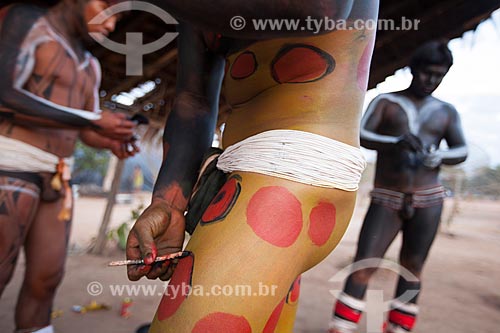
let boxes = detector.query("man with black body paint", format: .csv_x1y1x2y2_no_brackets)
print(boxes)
330,41,467,333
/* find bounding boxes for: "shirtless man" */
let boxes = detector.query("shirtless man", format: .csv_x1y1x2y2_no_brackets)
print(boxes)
329,41,467,333
0,1,137,332
126,1,379,332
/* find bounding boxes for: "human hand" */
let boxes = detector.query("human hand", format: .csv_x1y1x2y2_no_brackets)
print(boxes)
396,133,424,153
422,146,442,169
109,136,140,159
126,200,186,281
93,111,136,140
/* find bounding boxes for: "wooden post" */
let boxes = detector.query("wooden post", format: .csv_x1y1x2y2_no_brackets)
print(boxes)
444,171,465,230
92,159,125,255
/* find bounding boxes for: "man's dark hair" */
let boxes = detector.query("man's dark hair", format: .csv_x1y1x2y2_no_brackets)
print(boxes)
409,40,453,70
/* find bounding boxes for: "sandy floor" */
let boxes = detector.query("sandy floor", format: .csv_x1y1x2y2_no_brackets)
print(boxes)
1,194,499,333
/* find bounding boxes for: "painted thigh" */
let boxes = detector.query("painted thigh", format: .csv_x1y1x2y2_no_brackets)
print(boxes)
15,194,72,328
393,204,442,304
0,176,40,295
344,203,402,299
150,172,356,333
23,195,72,288
400,204,443,274
354,203,403,261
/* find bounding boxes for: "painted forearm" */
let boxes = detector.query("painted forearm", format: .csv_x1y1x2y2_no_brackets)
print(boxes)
0,88,100,128
152,106,216,211
440,108,467,166
438,145,468,165
151,22,224,212
360,129,399,150
79,130,114,149
359,95,400,151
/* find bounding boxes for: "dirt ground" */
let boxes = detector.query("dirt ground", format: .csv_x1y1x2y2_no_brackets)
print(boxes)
1,193,499,333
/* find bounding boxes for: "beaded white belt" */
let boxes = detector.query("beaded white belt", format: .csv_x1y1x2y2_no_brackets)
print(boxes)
217,130,366,191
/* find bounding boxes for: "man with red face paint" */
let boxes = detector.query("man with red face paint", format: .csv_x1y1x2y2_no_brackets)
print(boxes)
0,1,136,332
126,1,381,332
329,41,467,333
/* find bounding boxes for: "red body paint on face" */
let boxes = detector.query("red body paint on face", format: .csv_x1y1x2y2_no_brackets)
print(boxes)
246,186,303,247
287,276,301,304
357,36,375,91
192,312,252,333
157,253,194,321
201,177,241,224
272,45,335,83
230,51,258,79
263,298,285,333
308,202,336,246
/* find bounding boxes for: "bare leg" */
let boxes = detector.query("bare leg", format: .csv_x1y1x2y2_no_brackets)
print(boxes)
0,176,40,297
387,204,442,333
15,194,72,330
330,202,402,333
344,203,403,299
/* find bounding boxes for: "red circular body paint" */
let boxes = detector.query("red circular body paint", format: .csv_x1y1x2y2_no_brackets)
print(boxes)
263,298,286,333
192,312,252,333
271,44,335,83
246,186,303,247
157,253,194,321
308,202,337,246
201,177,241,224
230,51,258,80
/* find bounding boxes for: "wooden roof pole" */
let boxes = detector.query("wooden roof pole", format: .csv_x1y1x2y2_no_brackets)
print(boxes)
91,159,125,255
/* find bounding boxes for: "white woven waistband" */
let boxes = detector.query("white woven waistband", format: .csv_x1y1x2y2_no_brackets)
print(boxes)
216,130,366,191
0,135,73,173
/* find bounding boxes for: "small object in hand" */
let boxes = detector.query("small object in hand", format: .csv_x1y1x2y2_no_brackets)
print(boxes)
120,297,133,318
108,250,191,267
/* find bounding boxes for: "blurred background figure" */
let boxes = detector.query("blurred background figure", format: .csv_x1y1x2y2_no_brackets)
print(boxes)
0,1,137,332
329,41,467,333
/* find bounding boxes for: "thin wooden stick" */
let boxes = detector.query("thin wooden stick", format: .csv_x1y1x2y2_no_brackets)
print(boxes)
108,251,190,267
